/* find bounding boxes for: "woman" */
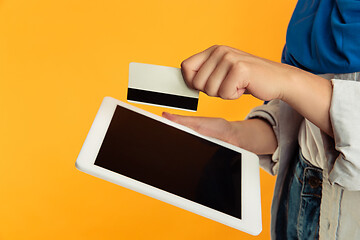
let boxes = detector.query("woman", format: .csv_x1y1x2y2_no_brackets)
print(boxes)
163,0,360,239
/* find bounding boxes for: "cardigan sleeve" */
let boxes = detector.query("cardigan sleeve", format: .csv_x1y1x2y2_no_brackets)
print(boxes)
245,99,281,176
328,78,360,191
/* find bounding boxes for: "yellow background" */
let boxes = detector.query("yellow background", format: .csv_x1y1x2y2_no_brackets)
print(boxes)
0,0,297,239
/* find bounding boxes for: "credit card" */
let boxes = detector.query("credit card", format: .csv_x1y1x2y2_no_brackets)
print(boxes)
127,62,199,111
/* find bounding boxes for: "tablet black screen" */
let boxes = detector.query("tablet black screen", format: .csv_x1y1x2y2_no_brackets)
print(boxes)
94,105,241,219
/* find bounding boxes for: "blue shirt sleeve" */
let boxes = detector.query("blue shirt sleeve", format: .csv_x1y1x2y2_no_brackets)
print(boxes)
282,0,360,74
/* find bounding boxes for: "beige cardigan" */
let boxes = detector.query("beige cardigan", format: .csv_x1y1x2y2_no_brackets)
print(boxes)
246,73,360,239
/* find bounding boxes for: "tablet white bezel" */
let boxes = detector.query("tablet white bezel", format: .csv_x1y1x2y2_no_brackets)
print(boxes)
75,97,262,235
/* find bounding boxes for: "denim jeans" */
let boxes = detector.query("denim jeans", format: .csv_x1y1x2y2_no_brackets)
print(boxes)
275,149,323,239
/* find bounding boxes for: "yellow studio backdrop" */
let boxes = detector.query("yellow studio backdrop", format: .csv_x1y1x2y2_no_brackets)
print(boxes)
0,0,297,239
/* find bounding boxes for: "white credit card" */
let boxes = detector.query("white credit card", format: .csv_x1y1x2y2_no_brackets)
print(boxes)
127,62,199,111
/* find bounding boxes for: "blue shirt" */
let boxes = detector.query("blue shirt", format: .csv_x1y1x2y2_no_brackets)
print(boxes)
282,0,360,74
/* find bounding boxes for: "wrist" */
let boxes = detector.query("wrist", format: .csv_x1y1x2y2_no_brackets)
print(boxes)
278,65,307,102
229,119,277,155
278,68,334,137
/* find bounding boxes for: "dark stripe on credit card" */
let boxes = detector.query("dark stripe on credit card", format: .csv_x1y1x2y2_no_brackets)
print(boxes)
127,88,198,111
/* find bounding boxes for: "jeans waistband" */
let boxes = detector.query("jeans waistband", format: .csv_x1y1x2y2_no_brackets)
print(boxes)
294,150,323,191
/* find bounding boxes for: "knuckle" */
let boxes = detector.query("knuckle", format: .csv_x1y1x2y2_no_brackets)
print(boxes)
218,89,230,99
204,86,216,97
223,52,234,62
180,60,190,70
210,44,220,50
180,61,193,84
213,45,229,55
192,80,204,90
218,86,238,100
233,61,250,74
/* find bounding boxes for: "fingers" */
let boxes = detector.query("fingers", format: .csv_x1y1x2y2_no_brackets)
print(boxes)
162,112,203,132
180,45,218,89
181,45,248,99
190,46,231,91
162,112,235,145
204,56,232,96
181,45,284,103
190,53,219,90
218,63,249,99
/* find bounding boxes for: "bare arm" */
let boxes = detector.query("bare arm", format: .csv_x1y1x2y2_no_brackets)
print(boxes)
180,45,333,137
162,112,277,155
280,67,333,137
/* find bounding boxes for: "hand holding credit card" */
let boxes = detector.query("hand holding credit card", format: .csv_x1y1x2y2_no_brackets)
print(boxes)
127,62,199,111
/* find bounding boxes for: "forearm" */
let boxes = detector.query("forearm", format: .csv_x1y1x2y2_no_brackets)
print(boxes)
229,118,277,155
281,67,334,137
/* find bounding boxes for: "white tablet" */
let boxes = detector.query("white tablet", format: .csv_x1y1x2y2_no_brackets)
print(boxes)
75,97,262,235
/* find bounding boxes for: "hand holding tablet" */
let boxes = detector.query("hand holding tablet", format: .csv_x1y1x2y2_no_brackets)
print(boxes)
75,97,262,235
